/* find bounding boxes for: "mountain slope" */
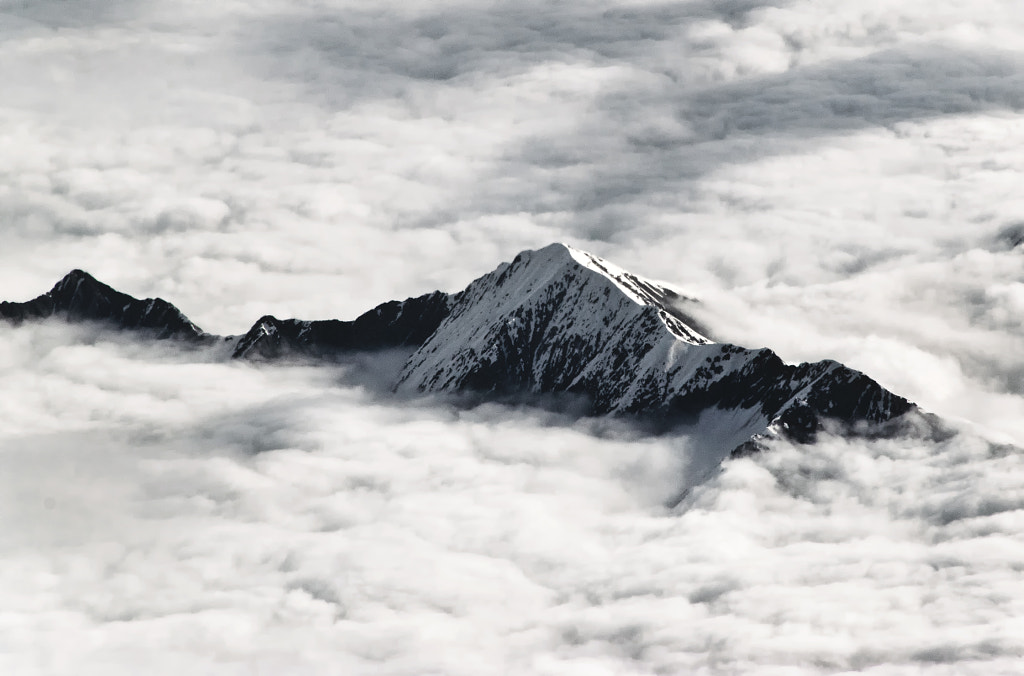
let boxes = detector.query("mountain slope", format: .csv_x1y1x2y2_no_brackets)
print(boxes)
398,243,913,446
0,270,205,340
231,291,454,360
0,246,915,455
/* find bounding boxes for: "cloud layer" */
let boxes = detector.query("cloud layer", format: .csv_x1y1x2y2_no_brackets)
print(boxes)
2,329,1023,674
2,0,1024,672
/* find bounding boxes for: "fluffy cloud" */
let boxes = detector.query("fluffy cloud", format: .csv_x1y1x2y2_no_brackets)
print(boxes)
2,0,1024,672
2,331,1023,674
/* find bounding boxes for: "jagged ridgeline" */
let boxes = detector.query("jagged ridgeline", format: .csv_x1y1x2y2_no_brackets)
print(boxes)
0,244,914,449
0,269,205,340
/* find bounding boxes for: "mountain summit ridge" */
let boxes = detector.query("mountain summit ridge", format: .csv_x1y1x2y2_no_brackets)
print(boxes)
0,244,916,453
398,242,712,394
558,243,711,344
396,243,912,450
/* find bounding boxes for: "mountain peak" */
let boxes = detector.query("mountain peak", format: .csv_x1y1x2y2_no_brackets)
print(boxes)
398,244,912,454
563,245,710,344
50,268,111,302
398,244,711,396
230,291,456,361
450,243,711,349
60,268,93,282
1,269,205,340
1,247,916,458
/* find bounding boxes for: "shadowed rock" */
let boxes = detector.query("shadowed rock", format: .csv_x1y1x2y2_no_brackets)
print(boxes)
231,291,454,360
0,270,205,340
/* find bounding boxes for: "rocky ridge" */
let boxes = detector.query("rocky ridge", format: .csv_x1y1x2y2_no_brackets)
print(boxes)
0,245,915,451
0,269,205,341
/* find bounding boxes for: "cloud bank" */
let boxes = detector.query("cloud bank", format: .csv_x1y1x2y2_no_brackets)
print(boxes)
2,327,1023,674
2,0,1024,672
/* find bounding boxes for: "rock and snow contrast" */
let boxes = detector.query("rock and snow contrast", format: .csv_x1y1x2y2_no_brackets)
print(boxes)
397,243,913,456
0,244,914,455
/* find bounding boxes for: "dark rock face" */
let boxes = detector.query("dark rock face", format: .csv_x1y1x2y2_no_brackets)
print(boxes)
398,244,913,445
659,351,912,441
0,270,205,340
231,291,454,360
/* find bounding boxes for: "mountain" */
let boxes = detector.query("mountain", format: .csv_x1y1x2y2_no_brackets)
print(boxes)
0,269,205,340
231,291,454,360
398,243,913,449
0,245,916,454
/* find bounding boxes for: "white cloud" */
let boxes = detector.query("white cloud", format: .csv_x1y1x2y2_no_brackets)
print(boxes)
2,0,1024,671
3,333,1023,673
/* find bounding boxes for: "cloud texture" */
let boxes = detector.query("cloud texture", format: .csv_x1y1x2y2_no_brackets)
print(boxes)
1,0,1024,672
2,327,1024,674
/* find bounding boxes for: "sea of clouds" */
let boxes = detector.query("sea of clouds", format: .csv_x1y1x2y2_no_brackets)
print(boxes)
1,0,1023,673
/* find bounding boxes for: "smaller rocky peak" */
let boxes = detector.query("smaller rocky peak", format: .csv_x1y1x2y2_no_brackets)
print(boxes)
253,314,285,331
230,289,457,362
231,315,299,360
1,269,205,340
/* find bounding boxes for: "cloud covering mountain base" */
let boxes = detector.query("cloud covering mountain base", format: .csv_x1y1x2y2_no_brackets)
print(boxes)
2,327,1023,674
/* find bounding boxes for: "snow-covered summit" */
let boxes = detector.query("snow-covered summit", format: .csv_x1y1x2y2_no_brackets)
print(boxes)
398,242,710,396
560,243,711,344
398,243,913,450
